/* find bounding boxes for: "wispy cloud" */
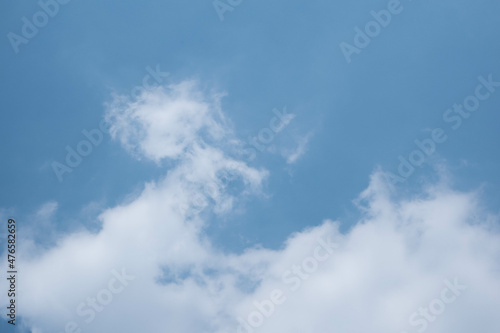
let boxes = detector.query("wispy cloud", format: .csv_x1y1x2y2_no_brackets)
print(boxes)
3,81,499,333
282,132,313,164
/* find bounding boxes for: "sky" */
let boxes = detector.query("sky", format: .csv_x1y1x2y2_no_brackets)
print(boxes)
0,0,499,332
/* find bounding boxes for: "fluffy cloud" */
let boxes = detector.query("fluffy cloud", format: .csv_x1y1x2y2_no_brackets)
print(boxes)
2,81,499,333
105,80,229,162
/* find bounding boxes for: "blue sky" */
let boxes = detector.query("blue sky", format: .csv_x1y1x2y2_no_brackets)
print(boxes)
1,0,500,332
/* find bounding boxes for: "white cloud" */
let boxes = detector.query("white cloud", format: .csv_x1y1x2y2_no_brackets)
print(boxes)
36,201,58,218
282,132,312,164
104,80,229,162
2,81,499,333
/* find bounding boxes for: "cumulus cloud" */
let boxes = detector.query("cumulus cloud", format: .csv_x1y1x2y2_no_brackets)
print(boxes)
2,81,499,333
